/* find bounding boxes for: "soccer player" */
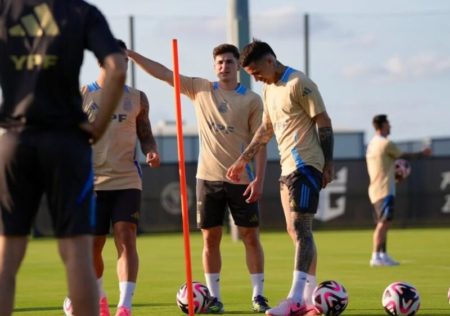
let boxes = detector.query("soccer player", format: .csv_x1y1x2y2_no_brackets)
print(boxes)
366,114,431,267
63,39,160,316
0,1,126,315
227,40,334,316
127,44,270,313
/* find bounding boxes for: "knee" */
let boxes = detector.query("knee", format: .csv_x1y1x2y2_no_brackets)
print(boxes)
240,229,260,248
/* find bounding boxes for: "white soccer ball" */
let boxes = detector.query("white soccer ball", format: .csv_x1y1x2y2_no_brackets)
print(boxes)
395,159,411,182
176,281,210,314
312,280,349,316
382,282,420,316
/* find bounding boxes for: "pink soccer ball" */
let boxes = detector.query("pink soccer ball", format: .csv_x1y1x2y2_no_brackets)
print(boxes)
313,280,349,316
382,282,420,316
176,281,210,314
395,159,411,182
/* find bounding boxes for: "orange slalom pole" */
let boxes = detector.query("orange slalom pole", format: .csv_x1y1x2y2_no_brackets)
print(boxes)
172,39,195,316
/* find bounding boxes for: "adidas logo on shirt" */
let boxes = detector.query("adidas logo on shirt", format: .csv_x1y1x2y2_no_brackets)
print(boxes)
8,3,59,37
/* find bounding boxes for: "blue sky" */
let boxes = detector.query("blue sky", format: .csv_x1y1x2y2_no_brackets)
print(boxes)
83,0,450,142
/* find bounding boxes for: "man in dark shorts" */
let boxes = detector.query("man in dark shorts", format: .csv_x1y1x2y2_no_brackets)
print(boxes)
127,44,270,313
63,39,160,316
227,40,334,316
0,1,126,315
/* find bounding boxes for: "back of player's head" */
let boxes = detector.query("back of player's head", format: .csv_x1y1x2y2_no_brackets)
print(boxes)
240,39,276,67
116,39,127,50
213,44,239,60
372,114,388,130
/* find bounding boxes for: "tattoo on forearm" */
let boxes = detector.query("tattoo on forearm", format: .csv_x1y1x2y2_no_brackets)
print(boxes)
242,121,273,162
137,92,157,154
318,126,334,162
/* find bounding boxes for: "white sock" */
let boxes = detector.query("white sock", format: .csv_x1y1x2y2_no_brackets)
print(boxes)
250,273,265,299
205,273,221,301
97,277,107,298
302,274,316,305
287,271,308,303
372,252,381,259
118,281,135,309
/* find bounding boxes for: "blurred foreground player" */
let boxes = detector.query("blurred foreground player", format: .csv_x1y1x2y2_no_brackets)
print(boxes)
0,1,126,315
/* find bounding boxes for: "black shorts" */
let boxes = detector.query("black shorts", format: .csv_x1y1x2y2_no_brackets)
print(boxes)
279,166,322,214
196,179,259,229
94,189,141,235
0,128,94,237
373,195,395,222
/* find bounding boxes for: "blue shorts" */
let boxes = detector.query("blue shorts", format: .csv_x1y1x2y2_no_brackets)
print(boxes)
373,195,395,222
279,166,322,214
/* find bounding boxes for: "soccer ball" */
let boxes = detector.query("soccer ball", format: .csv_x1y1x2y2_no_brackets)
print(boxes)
176,281,210,314
312,280,349,316
395,159,411,182
382,282,420,316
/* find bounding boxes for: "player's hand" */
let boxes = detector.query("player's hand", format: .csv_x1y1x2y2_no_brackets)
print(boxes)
226,158,246,183
243,178,263,203
79,121,98,144
146,151,160,168
322,161,334,188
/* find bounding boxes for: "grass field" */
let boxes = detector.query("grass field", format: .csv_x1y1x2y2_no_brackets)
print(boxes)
13,228,450,315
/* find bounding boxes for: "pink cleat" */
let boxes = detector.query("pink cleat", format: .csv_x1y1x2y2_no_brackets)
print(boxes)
115,306,131,316
99,296,111,316
265,298,319,316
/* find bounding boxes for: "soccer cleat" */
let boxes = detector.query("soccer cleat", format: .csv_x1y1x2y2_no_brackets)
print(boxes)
369,257,385,267
264,298,318,316
99,296,111,316
253,295,270,313
205,296,224,314
115,306,131,316
380,253,400,266
63,297,73,316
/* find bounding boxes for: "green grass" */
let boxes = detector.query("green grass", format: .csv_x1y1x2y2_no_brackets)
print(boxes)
13,228,450,315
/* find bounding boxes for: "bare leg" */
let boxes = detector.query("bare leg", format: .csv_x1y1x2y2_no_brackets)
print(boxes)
113,222,138,283
59,235,98,316
93,235,107,278
239,226,264,274
373,220,390,253
0,236,28,316
201,226,222,274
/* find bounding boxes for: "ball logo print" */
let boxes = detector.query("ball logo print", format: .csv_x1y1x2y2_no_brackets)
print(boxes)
382,282,420,316
176,281,210,314
313,280,349,316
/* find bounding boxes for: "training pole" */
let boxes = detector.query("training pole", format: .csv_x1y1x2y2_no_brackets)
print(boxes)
172,39,195,316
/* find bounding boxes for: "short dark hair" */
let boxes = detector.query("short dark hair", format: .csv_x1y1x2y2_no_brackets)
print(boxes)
240,39,276,67
116,39,127,50
213,44,240,60
372,114,388,130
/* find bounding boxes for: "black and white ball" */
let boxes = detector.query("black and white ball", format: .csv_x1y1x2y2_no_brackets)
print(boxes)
176,281,210,314
313,280,349,316
395,159,411,182
382,282,420,316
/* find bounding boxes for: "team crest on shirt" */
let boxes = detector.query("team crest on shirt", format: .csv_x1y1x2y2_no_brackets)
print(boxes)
217,102,228,113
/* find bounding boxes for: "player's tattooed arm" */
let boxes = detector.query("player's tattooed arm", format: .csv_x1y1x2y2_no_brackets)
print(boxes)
241,115,274,163
314,111,334,187
137,91,158,155
318,126,334,163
